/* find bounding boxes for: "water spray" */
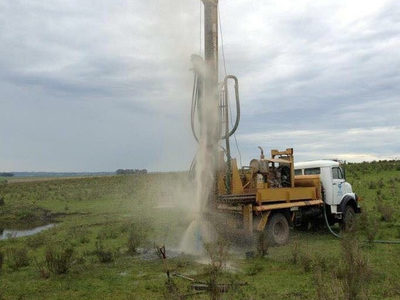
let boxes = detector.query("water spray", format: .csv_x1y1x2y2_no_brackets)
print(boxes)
180,0,241,255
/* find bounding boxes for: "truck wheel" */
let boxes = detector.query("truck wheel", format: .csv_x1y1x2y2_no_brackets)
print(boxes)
342,205,355,232
266,213,289,246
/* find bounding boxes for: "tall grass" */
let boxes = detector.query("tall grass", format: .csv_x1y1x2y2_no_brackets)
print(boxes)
203,239,231,300
256,231,269,257
127,222,150,255
44,244,74,274
313,232,371,300
95,240,113,263
6,247,30,271
0,250,3,271
338,233,371,299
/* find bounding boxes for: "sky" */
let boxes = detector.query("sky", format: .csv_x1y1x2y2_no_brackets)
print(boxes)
0,0,399,172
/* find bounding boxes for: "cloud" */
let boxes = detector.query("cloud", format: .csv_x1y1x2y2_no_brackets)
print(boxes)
0,0,399,171
238,126,400,162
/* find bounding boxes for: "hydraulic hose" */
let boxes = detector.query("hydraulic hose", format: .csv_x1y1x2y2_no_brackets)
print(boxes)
220,75,240,140
322,201,400,244
322,203,341,239
189,57,241,185
190,69,240,144
190,73,199,143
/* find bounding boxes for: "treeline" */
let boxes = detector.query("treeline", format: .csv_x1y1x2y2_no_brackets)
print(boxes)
116,169,148,175
346,159,400,175
0,172,14,177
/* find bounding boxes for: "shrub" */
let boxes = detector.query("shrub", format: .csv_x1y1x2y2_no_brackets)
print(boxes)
314,267,344,300
0,196,4,206
358,211,379,244
256,231,269,257
338,233,371,299
376,201,394,222
312,233,371,299
0,250,3,271
68,226,90,244
95,241,113,263
312,254,329,272
377,178,385,188
291,241,300,265
300,252,313,273
6,247,30,271
16,210,35,222
26,234,48,249
97,226,119,240
127,222,149,254
44,245,74,274
368,181,377,189
203,239,230,272
203,239,231,300
163,278,180,299
174,256,191,269
33,257,50,279
245,263,263,276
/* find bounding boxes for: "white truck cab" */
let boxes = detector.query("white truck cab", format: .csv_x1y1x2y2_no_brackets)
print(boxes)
294,160,361,219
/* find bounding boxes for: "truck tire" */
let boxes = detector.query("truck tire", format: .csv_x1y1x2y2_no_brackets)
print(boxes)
341,205,355,232
266,213,289,246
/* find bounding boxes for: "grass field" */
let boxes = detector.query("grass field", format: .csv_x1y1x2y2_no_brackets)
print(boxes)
1,161,400,299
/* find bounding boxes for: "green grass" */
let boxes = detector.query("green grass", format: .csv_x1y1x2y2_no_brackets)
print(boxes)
0,162,400,299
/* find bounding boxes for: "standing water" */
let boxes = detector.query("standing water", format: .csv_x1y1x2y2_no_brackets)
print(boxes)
0,224,55,240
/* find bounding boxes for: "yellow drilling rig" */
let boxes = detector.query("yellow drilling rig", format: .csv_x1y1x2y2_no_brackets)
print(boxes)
190,0,361,245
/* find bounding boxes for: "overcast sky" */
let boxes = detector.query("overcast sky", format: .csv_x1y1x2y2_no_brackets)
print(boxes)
0,0,399,172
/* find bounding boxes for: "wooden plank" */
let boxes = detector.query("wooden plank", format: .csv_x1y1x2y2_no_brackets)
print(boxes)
256,211,271,231
253,199,323,212
257,187,317,203
242,204,253,233
231,159,244,194
216,204,242,211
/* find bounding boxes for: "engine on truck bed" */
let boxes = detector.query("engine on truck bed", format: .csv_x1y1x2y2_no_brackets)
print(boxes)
217,148,298,198
248,147,292,188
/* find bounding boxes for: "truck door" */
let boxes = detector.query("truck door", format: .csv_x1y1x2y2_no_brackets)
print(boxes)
332,167,345,205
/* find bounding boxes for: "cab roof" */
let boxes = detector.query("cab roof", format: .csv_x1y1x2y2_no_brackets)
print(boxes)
294,160,339,169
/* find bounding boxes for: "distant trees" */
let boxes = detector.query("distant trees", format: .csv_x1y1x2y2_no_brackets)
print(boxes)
347,159,400,175
116,169,147,175
0,172,13,177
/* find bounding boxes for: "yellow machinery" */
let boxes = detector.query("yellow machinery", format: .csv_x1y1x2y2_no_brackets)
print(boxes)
215,147,323,244
191,1,324,245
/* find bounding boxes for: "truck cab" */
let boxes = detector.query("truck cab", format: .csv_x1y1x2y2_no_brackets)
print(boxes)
294,160,361,223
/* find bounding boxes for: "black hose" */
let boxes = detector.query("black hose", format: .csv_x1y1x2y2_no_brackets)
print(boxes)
322,201,400,244
190,69,240,144
322,202,341,238
190,73,199,143
220,75,240,140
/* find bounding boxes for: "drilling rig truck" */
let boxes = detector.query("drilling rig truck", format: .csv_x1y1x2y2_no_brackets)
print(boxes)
191,0,361,245
214,149,361,245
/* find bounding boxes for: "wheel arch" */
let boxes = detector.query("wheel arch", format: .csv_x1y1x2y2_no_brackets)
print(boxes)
272,208,292,224
339,194,360,213
256,209,291,232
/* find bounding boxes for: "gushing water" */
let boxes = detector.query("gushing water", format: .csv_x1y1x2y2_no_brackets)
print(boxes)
179,218,216,255
179,60,220,255
179,137,219,255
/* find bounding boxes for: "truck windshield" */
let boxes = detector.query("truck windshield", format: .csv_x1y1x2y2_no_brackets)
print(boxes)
304,168,320,175
332,167,344,179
